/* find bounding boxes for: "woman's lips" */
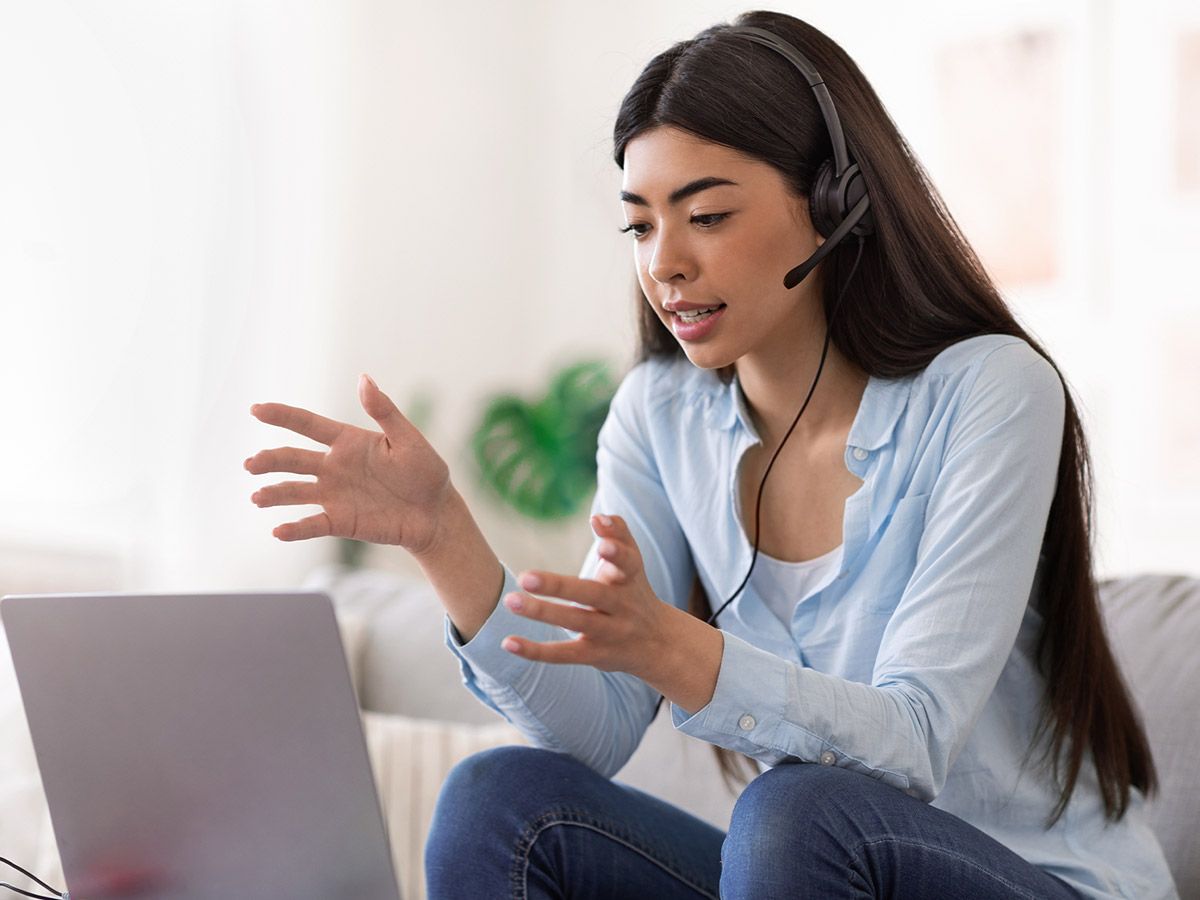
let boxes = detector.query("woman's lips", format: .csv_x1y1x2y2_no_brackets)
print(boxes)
669,304,726,340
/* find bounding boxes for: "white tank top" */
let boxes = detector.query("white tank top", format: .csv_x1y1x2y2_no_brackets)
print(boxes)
751,542,844,774
751,542,845,630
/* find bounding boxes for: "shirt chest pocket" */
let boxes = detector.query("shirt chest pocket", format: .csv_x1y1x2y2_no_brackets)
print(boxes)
858,491,931,613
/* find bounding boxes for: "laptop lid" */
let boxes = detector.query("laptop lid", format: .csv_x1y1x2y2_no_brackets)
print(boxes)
0,591,402,900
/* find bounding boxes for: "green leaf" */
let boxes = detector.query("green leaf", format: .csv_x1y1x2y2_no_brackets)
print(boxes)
471,359,618,521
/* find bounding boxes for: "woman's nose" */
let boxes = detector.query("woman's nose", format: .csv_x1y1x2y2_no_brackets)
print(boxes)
647,230,697,285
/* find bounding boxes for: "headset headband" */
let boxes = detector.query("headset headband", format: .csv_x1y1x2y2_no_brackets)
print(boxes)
723,23,875,285
725,25,853,178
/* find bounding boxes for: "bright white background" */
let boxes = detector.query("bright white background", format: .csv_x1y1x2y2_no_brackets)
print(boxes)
1,0,1197,596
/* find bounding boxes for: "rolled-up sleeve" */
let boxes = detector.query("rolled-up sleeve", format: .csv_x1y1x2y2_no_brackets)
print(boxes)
443,360,697,778
671,341,1067,798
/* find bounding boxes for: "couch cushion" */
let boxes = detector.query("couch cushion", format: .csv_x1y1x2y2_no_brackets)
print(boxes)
1099,573,1200,897
305,564,506,726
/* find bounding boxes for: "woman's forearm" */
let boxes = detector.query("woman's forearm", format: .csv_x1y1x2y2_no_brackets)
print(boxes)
412,485,505,644
644,605,724,716
414,488,724,716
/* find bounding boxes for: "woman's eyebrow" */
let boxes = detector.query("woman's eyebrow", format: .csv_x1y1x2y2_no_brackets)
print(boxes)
620,176,738,207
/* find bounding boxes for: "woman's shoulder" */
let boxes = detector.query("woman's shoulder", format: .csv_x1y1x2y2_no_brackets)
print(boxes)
906,333,1065,448
918,333,1061,399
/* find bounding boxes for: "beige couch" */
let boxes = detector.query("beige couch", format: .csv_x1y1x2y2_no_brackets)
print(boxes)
310,565,1200,898
2,569,1195,899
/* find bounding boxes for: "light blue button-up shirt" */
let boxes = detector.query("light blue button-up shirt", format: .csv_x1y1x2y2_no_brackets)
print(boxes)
443,333,1177,899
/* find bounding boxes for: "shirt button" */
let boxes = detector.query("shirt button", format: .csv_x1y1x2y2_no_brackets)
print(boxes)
738,714,756,731
819,750,836,765
852,447,869,461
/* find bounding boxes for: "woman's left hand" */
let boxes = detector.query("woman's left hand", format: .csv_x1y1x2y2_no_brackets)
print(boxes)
500,514,674,681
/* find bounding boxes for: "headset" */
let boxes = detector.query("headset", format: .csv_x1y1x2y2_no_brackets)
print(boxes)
735,25,876,284
650,24,875,720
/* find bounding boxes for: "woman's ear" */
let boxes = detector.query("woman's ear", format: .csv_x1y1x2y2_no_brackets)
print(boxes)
788,191,823,247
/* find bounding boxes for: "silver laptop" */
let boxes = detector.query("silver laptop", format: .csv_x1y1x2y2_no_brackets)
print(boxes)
1,591,402,900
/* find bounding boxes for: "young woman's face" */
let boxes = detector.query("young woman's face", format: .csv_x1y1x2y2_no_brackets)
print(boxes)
621,125,825,372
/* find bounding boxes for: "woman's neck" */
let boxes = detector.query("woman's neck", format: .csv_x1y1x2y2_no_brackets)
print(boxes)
734,346,869,451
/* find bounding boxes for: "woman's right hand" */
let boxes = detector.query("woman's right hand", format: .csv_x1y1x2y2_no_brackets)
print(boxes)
245,374,453,554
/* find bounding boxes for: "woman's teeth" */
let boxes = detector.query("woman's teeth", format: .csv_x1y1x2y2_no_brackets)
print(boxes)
676,305,724,321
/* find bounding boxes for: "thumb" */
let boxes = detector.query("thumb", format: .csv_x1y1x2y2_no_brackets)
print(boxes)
358,374,410,443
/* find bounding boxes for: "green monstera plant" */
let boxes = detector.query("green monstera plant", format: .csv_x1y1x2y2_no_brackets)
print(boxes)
471,360,618,521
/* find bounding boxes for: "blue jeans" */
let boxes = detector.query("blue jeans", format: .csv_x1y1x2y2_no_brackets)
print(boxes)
425,745,1086,899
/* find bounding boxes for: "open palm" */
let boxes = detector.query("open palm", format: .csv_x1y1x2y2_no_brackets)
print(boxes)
245,375,452,553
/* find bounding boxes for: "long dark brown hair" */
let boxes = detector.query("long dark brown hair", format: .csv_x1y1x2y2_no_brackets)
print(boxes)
612,10,1155,827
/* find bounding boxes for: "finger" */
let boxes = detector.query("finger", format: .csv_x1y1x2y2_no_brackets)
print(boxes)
517,570,607,610
593,539,628,585
273,512,332,542
250,402,342,446
591,514,643,578
503,591,599,634
358,374,413,446
245,447,324,476
501,633,592,666
251,480,320,508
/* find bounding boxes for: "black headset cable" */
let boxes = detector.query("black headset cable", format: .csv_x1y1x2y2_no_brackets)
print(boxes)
650,232,867,722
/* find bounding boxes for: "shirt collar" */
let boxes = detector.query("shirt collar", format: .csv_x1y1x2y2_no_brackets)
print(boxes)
699,366,914,452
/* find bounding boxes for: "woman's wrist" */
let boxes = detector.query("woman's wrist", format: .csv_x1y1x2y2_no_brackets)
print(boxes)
413,485,505,644
642,605,724,716
411,484,470,560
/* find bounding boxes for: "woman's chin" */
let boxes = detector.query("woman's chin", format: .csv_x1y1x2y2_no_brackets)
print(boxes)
680,345,737,371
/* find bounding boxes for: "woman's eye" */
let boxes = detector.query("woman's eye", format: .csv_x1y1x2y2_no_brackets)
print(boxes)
618,213,729,238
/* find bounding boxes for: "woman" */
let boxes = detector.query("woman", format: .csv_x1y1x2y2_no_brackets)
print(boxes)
246,10,1178,899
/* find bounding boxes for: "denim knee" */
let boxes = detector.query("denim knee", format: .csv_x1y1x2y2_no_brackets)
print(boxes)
426,745,544,870
426,744,621,886
435,744,563,817
430,745,596,835
722,763,877,884
729,761,862,828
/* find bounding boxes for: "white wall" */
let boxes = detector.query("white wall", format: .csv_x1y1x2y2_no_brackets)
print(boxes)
0,0,349,590
1,0,1196,596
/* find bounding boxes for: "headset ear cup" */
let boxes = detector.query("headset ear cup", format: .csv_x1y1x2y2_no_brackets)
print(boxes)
812,159,875,239
810,158,839,239
841,164,875,236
